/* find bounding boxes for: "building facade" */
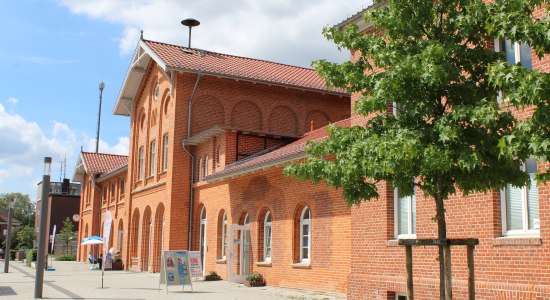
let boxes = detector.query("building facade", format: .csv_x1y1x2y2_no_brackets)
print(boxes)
339,3,550,300
76,37,352,294
73,4,550,299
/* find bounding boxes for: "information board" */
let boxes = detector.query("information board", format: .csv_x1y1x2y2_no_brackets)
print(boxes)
159,250,193,293
188,251,203,279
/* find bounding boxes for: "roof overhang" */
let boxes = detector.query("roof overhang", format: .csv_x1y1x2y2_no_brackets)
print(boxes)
336,1,387,32
97,164,128,183
72,153,87,182
113,40,165,116
183,125,301,146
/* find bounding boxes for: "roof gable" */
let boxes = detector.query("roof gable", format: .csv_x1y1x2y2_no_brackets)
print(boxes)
72,152,128,182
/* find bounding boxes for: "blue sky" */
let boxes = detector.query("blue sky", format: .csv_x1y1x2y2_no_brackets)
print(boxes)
0,0,368,200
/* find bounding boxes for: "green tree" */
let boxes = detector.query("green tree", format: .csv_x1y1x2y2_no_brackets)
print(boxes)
285,0,549,298
15,225,36,249
59,217,75,254
0,193,36,226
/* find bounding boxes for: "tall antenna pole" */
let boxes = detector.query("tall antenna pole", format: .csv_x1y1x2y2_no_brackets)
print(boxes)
181,18,200,48
96,82,105,153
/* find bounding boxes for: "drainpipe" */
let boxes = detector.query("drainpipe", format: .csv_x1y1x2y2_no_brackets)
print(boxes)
182,71,202,250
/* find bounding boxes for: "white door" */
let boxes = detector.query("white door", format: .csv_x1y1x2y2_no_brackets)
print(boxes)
228,224,251,283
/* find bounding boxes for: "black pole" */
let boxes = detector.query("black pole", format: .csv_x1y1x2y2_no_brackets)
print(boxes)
4,204,13,273
35,160,51,298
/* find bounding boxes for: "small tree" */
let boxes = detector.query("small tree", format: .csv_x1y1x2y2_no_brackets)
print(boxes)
285,0,549,298
59,217,75,254
0,193,35,226
15,225,36,249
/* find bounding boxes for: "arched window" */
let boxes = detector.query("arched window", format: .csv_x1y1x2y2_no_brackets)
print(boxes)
218,212,227,259
300,206,310,262
243,213,250,225
199,207,207,273
198,158,203,181
263,211,272,261
205,155,209,177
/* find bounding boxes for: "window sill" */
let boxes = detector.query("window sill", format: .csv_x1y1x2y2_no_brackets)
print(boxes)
493,237,542,246
291,262,311,269
386,239,400,247
255,261,272,267
215,258,226,264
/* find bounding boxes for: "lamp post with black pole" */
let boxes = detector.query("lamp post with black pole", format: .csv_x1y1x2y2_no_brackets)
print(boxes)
3,198,16,273
35,157,52,298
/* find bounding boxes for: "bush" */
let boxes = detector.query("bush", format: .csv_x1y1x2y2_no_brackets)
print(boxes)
205,271,222,281
25,249,37,267
114,256,123,263
9,249,16,260
55,254,76,261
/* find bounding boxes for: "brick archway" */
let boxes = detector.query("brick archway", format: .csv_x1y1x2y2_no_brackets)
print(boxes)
129,208,140,269
141,206,152,272
152,203,165,272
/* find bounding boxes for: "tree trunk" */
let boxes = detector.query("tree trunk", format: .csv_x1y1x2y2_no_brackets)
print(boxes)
435,173,452,300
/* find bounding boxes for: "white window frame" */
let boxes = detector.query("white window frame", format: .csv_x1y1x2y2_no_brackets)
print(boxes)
500,159,540,237
263,211,272,261
395,293,408,300
138,147,144,180
149,140,156,177
204,155,209,177
494,39,533,102
394,187,416,239
299,206,311,263
221,212,227,259
198,158,203,181
162,134,168,172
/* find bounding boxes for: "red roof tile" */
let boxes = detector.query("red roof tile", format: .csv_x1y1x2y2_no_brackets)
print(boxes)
81,152,128,174
207,118,352,180
143,40,346,94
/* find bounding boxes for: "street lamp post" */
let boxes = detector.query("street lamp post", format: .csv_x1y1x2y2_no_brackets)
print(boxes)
3,198,15,273
35,157,52,299
96,82,105,153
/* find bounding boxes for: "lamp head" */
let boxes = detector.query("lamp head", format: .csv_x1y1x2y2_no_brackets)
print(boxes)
99,82,105,91
181,18,200,27
8,198,16,208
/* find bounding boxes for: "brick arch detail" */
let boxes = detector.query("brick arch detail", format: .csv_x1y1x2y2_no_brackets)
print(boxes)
230,100,263,131
152,203,165,272
129,208,140,267
267,105,299,135
191,94,226,135
141,206,152,271
305,110,330,131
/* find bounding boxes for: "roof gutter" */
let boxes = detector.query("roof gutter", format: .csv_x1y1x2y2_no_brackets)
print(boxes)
183,71,202,251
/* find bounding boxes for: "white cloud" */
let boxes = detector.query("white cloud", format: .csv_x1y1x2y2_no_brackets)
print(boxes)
0,103,129,198
57,0,372,67
7,97,19,105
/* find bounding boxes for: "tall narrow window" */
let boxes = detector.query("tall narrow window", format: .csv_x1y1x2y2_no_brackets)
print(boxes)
502,159,540,235
138,147,144,180
221,212,227,259
198,158,203,181
111,183,116,202
162,134,168,172
300,206,311,262
204,155,209,177
395,186,416,238
120,179,125,196
149,140,156,177
199,207,207,273
264,211,272,261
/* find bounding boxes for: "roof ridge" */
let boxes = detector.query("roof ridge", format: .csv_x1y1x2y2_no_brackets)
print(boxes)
142,39,317,72
82,151,128,157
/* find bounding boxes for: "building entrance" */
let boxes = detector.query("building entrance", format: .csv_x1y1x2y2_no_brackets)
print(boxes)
228,224,251,283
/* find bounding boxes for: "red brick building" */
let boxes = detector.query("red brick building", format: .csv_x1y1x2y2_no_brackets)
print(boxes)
339,3,550,300
75,36,351,294
73,4,550,298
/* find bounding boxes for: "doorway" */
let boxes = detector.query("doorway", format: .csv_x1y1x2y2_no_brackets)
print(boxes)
228,223,251,283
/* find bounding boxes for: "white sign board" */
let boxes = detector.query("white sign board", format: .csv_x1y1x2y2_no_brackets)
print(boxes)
159,250,193,293
188,251,203,279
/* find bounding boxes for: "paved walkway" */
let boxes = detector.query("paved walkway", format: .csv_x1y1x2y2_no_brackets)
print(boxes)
0,259,345,300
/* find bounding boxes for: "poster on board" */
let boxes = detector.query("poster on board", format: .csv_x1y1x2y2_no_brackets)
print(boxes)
188,251,203,279
159,250,193,293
